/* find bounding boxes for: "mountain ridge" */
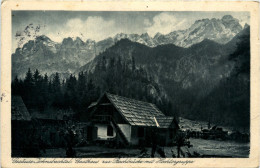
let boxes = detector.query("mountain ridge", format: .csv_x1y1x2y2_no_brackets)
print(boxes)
11,21,250,129
77,25,249,128
12,15,244,79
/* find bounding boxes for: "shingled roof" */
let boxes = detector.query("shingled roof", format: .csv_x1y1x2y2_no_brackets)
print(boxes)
11,96,31,121
104,93,172,127
155,116,177,129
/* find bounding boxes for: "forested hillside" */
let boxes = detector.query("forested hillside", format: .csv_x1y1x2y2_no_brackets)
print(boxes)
11,25,250,130
79,26,250,129
191,26,250,129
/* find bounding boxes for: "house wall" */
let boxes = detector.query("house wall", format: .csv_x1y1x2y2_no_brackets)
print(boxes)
165,130,170,145
129,127,177,147
130,126,146,146
95,123,116,140
117,124,131,142
41,126,64,147
157,129,167,146
163,129,177,146
112,108,128,124
11,121,34,148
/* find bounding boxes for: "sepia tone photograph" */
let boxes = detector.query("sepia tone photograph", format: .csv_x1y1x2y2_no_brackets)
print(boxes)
10,10,251,158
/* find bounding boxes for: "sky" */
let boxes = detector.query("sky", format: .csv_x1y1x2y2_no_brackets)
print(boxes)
12,11,250,52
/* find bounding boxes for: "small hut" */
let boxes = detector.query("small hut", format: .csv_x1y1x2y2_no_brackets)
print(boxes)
82,93,179,146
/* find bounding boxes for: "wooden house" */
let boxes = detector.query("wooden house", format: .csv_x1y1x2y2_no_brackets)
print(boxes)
12,96,31,121
11,96,34,155
84,93,179,147
12,96,80,149
30,111,90,148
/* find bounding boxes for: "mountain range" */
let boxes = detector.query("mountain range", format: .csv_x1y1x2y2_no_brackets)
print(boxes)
79,26,249,127
12,15,244,79
11,15,250,129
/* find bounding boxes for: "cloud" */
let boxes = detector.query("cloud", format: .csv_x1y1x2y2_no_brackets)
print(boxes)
145,12,189,37
46,16,118,42
12,11,250,52
144,19,152,26
233,14,250,27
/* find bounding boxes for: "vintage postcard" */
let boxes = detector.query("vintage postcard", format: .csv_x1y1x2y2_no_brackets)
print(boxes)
1,1,259,168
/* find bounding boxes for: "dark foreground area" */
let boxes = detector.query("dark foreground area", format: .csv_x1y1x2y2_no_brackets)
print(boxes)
13,138,248,158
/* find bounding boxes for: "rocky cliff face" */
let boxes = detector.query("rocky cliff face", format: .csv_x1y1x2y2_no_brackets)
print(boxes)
12,15,243,79
12,35,97,79
102,15,243,48
153,15,242,47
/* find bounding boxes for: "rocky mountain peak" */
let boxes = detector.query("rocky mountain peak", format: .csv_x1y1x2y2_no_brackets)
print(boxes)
140,32,150,38
244,23,250,29
86,39,96,45
154,15,244,47
12,15,246,79
62,37,74,46
114,33,128,39
154,32,163,38
221,15,242,33
74,37,85,46
75,37,84,42
35,35,52,42
221,15,235,21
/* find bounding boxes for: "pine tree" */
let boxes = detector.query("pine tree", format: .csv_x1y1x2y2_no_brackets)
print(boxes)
132,56,136,71
33,69,41,83
24,68,34,89
87,79,94,91
23,68,34,108
41,73,49,108
77,71,86,98
101,56,106,71
52,72,61,93
63,74,78,110
52,73,63,108
48,79,53,93
32,69,43,110
43,73,48,84
11,76,21,95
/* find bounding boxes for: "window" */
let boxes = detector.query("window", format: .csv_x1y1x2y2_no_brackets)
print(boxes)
137,127,144,137
107,125,113,136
